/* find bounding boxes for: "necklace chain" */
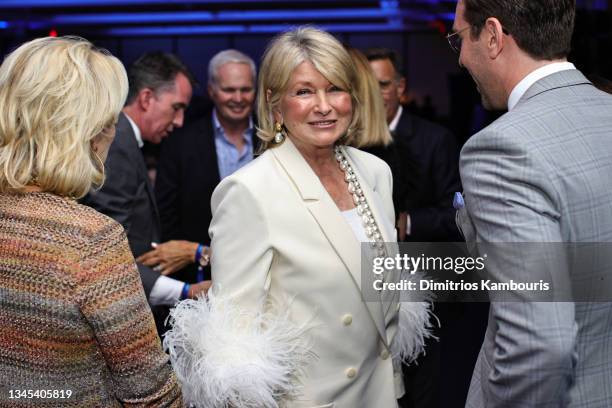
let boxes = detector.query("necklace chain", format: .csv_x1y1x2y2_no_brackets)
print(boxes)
334,146,386,257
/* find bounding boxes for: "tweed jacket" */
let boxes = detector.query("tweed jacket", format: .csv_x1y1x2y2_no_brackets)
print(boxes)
0,192,181,407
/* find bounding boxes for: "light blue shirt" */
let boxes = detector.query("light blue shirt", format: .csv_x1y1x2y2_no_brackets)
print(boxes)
213,110,254,179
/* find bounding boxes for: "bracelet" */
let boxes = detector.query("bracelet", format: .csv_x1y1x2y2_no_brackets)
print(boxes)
194,244,204,264
180,283,191,300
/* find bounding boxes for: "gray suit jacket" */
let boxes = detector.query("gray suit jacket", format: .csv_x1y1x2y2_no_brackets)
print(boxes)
81,113,161,297
458,69,612,407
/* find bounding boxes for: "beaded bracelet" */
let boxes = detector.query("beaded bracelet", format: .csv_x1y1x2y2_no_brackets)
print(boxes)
195,244,204,264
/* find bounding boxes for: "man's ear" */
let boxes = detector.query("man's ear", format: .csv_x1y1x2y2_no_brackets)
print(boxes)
208,83,215,100
138,88,154,111
485,17,505,59
397,77,407,99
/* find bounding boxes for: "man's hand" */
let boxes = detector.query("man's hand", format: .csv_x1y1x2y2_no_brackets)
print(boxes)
136,240,199,276
396,211,408,242
188,280,212,299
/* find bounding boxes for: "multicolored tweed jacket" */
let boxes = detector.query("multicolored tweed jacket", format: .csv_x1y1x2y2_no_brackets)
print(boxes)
0,192,183,407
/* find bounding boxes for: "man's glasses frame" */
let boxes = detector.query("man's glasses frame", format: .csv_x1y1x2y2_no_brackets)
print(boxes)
446,25,510,54
446,26,471,54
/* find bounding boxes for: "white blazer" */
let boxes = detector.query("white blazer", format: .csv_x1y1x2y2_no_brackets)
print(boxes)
165,138,432,408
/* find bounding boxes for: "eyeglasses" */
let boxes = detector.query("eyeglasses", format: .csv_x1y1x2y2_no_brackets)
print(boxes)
446,26,471,53
446,25,511,54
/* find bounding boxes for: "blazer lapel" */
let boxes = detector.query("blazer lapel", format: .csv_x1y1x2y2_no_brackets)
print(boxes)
119,113,162,240
271,139,388,344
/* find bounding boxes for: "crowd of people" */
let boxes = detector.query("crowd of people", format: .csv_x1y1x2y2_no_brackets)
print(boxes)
1,0,612,407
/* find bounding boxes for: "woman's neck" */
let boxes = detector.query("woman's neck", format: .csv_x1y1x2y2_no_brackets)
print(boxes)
21,185,43,193
298,148,338,180
292,139,336,174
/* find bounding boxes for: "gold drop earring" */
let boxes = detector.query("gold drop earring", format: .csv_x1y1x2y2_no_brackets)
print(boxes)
274,122,285,144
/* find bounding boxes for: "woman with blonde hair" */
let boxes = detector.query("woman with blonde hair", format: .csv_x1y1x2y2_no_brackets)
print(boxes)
346,46,417,241
0,36,182,407
165,27,433,408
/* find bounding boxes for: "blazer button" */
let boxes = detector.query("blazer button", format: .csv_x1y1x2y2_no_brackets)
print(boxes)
345,367,357,379
342,314,353,326
381,350,390,360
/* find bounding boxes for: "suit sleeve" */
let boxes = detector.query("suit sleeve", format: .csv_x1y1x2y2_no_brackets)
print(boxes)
163,174,311,407
76,220,182,407
408,127,462,241
208,176,273,307
155,136,181,242
461,130,577,407
81,139,160,298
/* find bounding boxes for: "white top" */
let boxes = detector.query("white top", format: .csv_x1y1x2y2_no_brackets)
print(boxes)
507,62,576,111
342,204,396,243
342,208,369,243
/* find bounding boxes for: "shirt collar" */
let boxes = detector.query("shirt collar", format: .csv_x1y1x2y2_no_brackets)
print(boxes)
123,112,144,148
508,61,576,111
389,105,403,132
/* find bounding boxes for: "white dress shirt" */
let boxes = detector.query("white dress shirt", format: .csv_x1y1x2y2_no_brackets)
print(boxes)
508,62,576,111
389,105,403,133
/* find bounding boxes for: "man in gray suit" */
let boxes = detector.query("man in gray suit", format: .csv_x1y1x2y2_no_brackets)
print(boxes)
452,0,612,406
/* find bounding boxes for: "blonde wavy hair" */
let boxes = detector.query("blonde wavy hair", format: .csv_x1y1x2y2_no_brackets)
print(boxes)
0,36,128,198
257,26,364,151
346,47,392,148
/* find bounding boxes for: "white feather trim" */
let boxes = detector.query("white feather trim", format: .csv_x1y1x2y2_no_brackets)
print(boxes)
390,300,438,370
163,292,312,408
390,265,439,369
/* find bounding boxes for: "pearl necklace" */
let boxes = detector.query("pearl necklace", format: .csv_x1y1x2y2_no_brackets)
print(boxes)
334,145,386,257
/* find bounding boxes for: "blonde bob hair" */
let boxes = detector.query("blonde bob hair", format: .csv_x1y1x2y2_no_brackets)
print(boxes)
257,26,364,150
0,36,128,198
346,47,392,148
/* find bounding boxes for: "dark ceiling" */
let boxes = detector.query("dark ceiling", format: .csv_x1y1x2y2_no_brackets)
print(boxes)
0,0,460,37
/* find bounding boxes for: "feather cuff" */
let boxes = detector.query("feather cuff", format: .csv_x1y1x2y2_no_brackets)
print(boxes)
163,293,312,408
390,300,437,369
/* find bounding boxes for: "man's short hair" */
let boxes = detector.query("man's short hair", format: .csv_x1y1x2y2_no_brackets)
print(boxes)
463,0,575,60
363,48,403,80
207,49,256,86
126,52,195,105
